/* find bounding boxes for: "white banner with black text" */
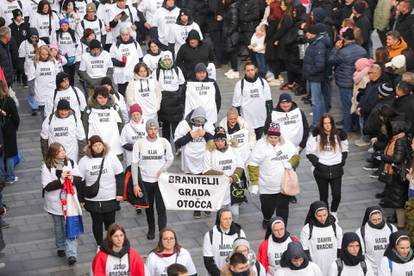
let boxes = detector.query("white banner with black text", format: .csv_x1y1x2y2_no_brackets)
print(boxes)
158,173,229,211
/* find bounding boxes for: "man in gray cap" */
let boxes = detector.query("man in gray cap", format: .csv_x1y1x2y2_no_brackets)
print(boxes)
174,106,214,218
131,118,173,240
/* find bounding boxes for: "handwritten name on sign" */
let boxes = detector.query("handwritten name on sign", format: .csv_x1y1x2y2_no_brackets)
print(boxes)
158,173,229,211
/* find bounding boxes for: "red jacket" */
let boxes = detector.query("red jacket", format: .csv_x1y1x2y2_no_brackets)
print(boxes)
92,248,146,276
257,235,298,272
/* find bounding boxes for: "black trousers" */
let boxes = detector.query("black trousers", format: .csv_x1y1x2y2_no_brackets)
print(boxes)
143,181,167,233
117,82,128,96
90,210,116,246
160,120,179,143
260,193,290,225
210,30,224,65
254,127,264,140
63,63,76,86
314,173,342,212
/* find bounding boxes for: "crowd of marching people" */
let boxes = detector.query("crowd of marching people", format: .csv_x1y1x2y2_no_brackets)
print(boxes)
0,0,412,274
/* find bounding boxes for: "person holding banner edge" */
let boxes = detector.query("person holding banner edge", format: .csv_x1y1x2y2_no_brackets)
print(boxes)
203,127,244,221
248,122,300,228
131,119,174,240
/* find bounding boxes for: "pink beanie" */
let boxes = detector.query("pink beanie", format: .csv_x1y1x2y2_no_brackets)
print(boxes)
129,104,143,115
355,58,374,72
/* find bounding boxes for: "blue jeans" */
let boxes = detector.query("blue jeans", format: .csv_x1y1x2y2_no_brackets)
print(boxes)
51,214,77,258
255,53,267,77
0,155,15,182
339,87,353,133
27,80,38,111
322,80,331,112
309,81,326,127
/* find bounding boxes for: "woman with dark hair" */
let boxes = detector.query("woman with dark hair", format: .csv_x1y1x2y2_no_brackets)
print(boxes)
264,0,283,82
300,201,343,275
257,217,298,274
222,0,240,79
0,80,19,184
379,231,414,275
60,0,80,31
356,206,397,275
376,120,410,229
328,232,374,276
375,47,389,69
30,0,60,44
78,135,124,246
266,0,295,87
146,228,197,275
274,0,296,88
125,62,161,121
76,28,95,64
92,223,148,275
306,113,348,218
277,241,323,275
143,40,163,72
41,142,82,265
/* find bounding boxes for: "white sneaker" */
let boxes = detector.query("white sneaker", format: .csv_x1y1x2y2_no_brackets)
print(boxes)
228,71,240,79
224,69,234,77
268,79,283,86
354,139,370,147
265,72,274,81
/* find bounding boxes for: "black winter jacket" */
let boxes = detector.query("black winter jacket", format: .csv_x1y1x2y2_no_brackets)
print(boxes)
222,0,239,53
0,96,19,158
393,93,414,135
175,30,215,79
238,0,261,32
0,40,14,86
395,12,414,48
9,20,29,47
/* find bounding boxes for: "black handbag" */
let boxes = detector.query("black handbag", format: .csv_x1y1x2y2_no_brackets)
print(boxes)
84,157,105,198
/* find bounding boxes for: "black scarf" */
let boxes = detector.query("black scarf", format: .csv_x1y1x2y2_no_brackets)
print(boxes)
361,206,386,230
304,201,336,228
340,232,365,266
265,217,291,243
384,231,414,264
227,122,240,135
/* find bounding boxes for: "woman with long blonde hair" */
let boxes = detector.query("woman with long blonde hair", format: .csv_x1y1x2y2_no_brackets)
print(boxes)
33,45,60,118
41,142,82,265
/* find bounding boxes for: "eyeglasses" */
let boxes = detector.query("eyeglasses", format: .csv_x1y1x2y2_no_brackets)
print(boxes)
162,237,175,241
368,71,375,74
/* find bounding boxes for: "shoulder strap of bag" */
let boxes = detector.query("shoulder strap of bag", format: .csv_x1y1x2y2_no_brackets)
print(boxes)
388,258,393,272
241,78,244,95
360,260,367,276
361,224,366,251
209,229,213,245
255,261,261,273
71,86,81,106
336,259,343,276
96,157,105,183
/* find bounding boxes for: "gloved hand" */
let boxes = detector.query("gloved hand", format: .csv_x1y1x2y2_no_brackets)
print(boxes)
249,185,259,195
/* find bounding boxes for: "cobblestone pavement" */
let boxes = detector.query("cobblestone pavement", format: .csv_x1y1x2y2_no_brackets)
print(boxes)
0,64,384,275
